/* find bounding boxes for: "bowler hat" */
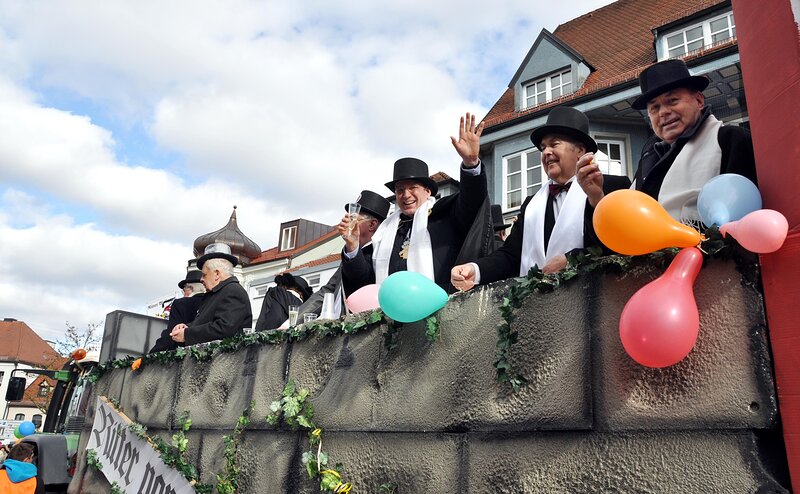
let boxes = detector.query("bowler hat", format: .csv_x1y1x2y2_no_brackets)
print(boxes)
197,242,239,270
529,106,598,153
384,157,438,196
632,59,709,110
178,270,203,289
491,204,511,231
344,190,391,221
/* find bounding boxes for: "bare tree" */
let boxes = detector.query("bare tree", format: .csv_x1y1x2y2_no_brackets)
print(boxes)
54,321,103,356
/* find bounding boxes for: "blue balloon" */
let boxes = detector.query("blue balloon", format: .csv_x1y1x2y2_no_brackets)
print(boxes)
378,271,448,323
18,421,35,436
697,174,761,226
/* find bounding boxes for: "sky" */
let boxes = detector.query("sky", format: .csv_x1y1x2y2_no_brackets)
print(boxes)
0,0,616,343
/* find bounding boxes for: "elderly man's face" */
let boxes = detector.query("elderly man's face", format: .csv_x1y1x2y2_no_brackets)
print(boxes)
201,264,222,291
539,134,585,185
394,180,431,216
646,87,705,144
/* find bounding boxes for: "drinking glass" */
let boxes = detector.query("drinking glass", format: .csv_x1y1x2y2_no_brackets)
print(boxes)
288,305,300,326
304,313,318,324
346,202,362,235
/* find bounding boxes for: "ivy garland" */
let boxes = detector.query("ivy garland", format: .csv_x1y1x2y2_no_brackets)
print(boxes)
216,402,253,494
267,380,352,493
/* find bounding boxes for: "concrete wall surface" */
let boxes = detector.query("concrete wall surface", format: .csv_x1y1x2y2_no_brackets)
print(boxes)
68,257,791,493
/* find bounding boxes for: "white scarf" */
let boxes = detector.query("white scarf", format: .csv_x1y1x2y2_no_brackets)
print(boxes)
372,197,436,283
659,115,723,225
519,177,586,275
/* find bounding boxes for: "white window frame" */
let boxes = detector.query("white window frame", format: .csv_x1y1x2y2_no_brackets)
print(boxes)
280,226,297,251
592,134,631,178
501,148,545,211
305,274,320,291
660,10,735,60
523,69,573,108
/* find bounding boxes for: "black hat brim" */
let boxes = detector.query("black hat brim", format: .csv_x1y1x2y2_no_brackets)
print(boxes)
530,125,598,154
342,204,387,222
197,252,239,270
384,177,438,197
632,75,709,110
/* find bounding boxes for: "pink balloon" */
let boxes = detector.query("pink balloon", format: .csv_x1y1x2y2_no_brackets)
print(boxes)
346,284,381,313
619,247,703,368
719,209,788,254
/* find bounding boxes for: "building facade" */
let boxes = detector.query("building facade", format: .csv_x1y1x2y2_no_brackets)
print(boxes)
480,0,745,225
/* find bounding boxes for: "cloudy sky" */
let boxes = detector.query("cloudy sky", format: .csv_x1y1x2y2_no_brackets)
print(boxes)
0,0,615,343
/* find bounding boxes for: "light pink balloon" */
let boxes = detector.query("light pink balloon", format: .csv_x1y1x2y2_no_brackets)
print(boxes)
719,209,789,254
620,247,703,368
346,283,381,313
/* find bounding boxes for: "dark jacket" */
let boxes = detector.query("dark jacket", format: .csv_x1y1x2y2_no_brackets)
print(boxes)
342,166,491,293
297,266,346,319
255,286,303,331
149,294,206,353
184,277,252,345
635,106,757,198
476,175,631,284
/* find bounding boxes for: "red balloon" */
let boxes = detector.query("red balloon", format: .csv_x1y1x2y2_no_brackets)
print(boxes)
619,247,703,368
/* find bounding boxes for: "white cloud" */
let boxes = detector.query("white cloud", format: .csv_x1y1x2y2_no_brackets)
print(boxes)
0,0,617,341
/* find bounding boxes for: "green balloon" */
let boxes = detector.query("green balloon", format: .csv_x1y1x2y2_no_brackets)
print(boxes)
14,425,23,439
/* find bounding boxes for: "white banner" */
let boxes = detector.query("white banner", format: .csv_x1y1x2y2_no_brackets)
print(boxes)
86,396,195,494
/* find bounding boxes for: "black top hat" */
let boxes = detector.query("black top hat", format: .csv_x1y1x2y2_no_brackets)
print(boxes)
276,273,313,302
529,106,598,153
197,242,239,270
491,204,511,231
178,270,203,289
632,59,709,110
384,157,438,197
344,190,391,221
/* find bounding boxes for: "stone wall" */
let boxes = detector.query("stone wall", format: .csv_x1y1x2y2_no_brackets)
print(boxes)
69,257,790,493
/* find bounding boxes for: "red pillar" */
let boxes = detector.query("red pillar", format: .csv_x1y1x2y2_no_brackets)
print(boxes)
733,0,800,489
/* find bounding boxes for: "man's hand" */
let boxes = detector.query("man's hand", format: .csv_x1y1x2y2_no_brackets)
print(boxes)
542,255,568,274
451,263,477,291
576,152,605,207
450,112,484,168
336,213,360,253
170,323,188,343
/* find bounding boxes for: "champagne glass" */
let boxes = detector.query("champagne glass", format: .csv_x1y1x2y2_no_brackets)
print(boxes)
346,202,362,235
288,305,300,327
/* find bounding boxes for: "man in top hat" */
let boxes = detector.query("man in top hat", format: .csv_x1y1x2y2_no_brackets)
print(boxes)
170,242,252,345
295,190,390,322
149,270,207,353
576,58,756,226
338,113,493,293
491,204,512,249
255,272,314,331
451,106,631,290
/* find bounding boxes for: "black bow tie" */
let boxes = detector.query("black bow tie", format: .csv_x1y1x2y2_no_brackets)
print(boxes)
548,182,572,196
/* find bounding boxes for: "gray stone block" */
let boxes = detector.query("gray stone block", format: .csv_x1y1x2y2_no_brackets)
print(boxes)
288,329,383,430
594,259,777,430
368,279,591,431
94,368,126,409
290,432,462,494
173,350,258,429
118,361,179,428
234,431,300,493
466,430,788,493
247,343,292,429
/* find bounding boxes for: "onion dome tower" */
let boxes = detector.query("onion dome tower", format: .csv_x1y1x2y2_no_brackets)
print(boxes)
193,206,262,265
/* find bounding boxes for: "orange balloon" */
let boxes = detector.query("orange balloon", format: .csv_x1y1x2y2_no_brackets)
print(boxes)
593,190,702,255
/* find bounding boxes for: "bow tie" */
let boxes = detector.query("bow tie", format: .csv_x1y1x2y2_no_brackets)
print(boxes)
548,181,572,196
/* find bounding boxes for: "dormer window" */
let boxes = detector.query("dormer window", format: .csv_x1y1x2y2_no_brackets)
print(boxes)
38,382,49,397
280,226,297,251
662,11,735,59
524,69,572,108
